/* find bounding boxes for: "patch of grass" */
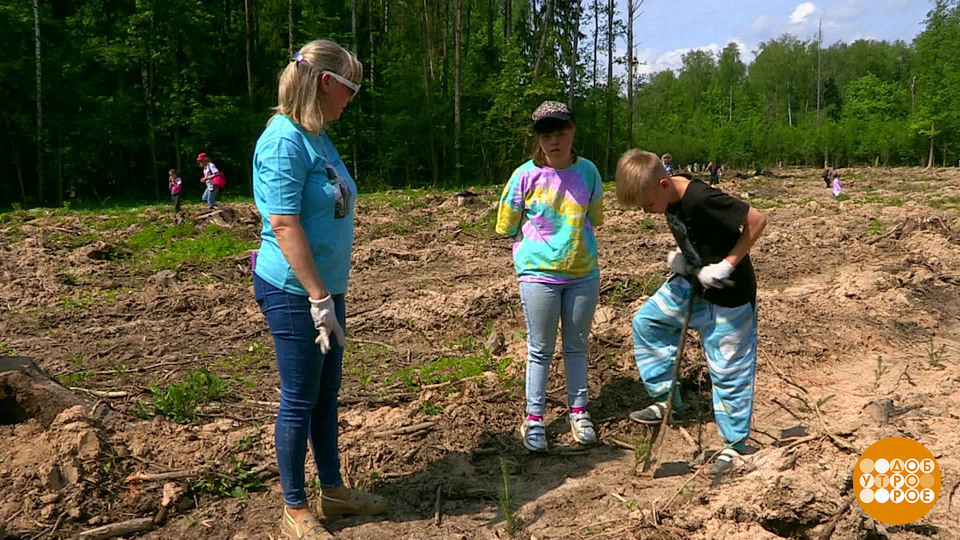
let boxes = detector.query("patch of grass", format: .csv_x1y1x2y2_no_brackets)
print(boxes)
391,353,493,391
866,220,885,236
128,221,197,251
216,341,270,375
59,287,132,310
193,455,264,499
57,356,91,387
640,217,655,230
420,400,443,416
151,226,257,271
836,194,850,202
56,273,79,286
0,341,17,356
139,369,230,424
631,435,652,476
926,339,947,369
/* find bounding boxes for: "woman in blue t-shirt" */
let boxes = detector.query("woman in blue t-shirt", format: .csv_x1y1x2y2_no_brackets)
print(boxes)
251,39,386,540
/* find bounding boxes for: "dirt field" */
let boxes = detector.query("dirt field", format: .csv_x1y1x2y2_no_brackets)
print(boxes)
2,167,959,540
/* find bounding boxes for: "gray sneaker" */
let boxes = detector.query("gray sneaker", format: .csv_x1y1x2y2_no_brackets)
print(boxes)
568,411,597,445
628,401,681,425
710,447,741,475
520,418,547,452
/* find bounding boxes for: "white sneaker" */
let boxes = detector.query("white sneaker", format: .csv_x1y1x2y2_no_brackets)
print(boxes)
520,418,547,452
568,411,597,445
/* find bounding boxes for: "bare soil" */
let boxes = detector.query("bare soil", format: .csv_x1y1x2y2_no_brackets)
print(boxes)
1,167,959,539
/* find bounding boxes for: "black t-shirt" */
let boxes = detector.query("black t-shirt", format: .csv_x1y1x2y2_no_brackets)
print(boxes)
665,179,756,308
707,163,718,176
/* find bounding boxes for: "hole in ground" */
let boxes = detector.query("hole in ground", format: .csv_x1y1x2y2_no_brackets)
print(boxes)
760,517,813,539
0,391,31,425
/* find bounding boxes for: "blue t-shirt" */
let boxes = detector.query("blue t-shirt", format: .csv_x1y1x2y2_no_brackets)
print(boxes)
252,114,357,296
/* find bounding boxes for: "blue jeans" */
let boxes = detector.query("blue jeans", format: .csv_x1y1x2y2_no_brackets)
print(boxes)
202,183,218,207
632,275,758,450
254,274,344,507
519,277,599,417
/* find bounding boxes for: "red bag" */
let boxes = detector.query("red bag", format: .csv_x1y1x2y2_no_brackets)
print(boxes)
212,171,226,189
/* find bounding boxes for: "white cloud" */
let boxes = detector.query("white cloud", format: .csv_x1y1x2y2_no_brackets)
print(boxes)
789,2,817,25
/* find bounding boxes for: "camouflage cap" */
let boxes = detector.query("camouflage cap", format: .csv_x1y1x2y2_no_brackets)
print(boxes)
531,101,573,124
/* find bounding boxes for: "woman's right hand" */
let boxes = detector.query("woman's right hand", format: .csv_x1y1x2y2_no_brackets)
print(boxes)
309,295,345,354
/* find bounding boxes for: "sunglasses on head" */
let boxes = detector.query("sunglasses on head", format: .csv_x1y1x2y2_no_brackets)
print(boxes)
322,71,361,97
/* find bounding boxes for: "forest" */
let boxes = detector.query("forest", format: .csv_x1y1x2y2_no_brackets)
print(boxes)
3,0,960,206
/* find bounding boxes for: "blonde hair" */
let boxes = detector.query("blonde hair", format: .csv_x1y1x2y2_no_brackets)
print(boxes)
273,39,363,134
616,150,668,207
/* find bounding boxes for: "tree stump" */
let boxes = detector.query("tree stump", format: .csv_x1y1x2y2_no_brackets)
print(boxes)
0,356,89,427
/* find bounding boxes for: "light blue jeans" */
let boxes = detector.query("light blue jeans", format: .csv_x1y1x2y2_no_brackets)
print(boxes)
201,182,218,207
519,277,600,417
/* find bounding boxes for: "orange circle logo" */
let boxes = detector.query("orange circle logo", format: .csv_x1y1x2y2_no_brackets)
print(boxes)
854,437,941,524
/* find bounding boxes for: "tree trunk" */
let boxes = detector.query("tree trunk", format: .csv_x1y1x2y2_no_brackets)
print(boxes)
532,0,553,79
351,0,360,181
592,0,598,88
419,0,439,185
244,0,254,102
142,58,159,201
0,357,90,428
169,32,183,173
487,0,494,48
504,0,511,38
626,0,635,148
604,0,613,179
464,0,472,59
568,1,579,109
926,127,935,170
288,0,294,54
33,0,44,203
455,0,463,184
56,131,63,205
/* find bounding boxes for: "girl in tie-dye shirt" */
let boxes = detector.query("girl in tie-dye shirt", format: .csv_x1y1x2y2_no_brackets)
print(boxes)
496,100,604,453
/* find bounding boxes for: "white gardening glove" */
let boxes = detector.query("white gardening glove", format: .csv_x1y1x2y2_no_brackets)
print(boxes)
309,295,346,354
697,260,736,289
666,249,692,275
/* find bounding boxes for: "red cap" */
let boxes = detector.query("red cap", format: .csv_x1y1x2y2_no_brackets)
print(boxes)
195,152,208,162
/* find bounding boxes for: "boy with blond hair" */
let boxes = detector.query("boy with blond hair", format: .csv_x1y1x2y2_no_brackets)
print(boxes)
615,149,767,473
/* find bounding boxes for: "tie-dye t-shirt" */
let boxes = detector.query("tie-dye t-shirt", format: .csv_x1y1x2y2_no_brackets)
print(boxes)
495,158,603,283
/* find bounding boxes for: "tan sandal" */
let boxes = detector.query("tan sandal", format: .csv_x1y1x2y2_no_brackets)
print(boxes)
319,488,388,516
280,507,334,539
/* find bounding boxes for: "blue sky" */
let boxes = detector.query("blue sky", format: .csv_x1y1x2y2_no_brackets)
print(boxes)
613,0,932,76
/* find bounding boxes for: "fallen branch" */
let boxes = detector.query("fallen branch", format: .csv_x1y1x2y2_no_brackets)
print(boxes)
677,426,697,447
812,399,858,454
605,438,635,451
78,517,155,540
69,387,131,398
125,470,195,483
762,350,809,394
771,397,807,423
375,422,435,438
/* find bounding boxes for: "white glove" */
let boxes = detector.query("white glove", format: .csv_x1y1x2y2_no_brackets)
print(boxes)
666,249,692,275
309,295,346,354
697,260,736,289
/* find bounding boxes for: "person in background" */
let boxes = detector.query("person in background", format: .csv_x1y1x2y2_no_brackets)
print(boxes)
821,166,832,188
707,161,720,186
832,171,843,200
197,153,220,209
661,153,675,176
168,169,182,213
